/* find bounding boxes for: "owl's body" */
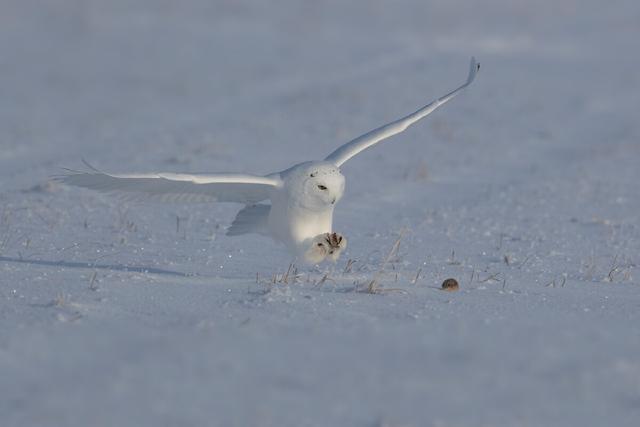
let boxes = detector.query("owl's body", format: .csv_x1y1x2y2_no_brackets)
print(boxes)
229,161,345,262
59,58,479,264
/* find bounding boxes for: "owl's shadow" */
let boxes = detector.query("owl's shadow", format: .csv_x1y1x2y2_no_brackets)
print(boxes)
0,256,191,277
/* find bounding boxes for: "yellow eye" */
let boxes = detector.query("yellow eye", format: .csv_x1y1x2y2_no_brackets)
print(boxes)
317,184,328,190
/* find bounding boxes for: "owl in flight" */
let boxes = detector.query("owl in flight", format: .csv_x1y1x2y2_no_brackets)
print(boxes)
61,58,479,264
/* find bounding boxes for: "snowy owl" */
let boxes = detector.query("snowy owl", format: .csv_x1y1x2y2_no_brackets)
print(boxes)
60,58,479,264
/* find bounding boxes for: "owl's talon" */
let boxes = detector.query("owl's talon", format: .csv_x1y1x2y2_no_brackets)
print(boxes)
325,232,347,262
304,232,348,264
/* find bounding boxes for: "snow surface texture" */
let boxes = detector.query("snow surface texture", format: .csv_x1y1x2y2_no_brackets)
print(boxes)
1,1,639,426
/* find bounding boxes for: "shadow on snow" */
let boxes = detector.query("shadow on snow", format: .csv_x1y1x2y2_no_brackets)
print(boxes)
0,256,193,277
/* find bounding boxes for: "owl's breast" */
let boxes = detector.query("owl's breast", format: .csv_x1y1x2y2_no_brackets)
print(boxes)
268,202,334,252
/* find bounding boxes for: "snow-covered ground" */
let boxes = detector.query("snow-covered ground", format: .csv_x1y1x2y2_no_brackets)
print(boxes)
1,1,639,426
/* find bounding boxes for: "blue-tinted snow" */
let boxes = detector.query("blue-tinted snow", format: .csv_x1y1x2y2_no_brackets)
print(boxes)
1,1,639,426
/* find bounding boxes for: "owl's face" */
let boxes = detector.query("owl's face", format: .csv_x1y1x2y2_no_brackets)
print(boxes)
291,162,345,210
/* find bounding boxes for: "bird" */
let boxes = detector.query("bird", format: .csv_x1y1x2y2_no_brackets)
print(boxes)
59,57,479,264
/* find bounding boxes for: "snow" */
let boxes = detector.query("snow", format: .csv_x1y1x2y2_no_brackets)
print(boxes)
1,1,639,426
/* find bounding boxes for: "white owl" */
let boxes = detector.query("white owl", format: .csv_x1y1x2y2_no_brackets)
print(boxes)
60,58,479,264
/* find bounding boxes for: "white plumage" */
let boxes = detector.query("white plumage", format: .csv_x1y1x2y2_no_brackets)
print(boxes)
60,58,479,263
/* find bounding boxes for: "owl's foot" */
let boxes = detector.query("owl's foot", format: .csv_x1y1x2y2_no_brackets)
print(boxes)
304,232,348,264
324,232,347,262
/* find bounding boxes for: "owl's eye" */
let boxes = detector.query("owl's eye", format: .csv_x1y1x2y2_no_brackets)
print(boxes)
317,184,328,191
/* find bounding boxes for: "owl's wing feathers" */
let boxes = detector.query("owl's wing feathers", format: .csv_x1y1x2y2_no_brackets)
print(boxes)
58,167,282,204
325,57,479,168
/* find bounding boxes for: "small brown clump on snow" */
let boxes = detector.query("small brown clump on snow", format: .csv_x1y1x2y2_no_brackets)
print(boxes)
441,278,459,291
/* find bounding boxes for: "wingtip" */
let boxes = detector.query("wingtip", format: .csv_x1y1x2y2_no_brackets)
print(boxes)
81,157,101,172
467,56,480,85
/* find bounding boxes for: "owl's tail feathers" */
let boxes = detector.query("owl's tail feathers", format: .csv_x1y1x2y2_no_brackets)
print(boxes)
226,204,271,236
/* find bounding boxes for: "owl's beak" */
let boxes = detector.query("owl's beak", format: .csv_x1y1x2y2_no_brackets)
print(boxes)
331,197,336,204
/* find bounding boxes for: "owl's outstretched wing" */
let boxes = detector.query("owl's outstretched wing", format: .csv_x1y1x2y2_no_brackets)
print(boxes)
57,162,281,203
324,57,479,168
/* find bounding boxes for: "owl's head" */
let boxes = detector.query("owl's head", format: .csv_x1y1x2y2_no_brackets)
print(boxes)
288,162,345,210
